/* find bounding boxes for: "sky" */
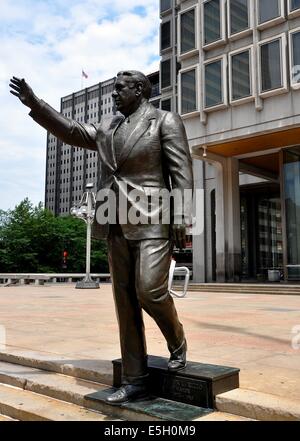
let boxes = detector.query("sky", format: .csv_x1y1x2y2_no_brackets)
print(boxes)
0,0,160,211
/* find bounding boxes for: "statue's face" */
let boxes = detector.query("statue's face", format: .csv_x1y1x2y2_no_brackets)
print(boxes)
112,76,139,116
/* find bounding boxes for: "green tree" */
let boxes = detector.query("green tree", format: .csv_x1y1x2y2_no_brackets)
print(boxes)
0,199,108,273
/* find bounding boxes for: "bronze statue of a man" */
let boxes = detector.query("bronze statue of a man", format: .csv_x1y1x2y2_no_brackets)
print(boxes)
9,71,194,405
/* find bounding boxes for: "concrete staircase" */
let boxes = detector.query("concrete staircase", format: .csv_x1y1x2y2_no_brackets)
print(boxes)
0,351,299,421
0,414,16,421
175,283,300,296
216,389,300,421
0,383,119,421
0,352,253,422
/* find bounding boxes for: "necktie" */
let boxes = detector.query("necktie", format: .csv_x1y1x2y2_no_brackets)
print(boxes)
114,120,128,165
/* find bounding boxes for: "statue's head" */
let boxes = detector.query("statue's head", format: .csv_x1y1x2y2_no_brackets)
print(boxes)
112,70,152,116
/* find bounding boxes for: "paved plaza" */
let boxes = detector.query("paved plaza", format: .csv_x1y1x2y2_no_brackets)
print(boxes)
0,283,299,402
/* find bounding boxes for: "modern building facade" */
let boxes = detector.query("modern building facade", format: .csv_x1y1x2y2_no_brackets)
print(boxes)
160,0,300,282
45,71,160,216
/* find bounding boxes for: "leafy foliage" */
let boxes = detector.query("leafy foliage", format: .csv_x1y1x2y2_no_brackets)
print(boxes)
0,199,108,273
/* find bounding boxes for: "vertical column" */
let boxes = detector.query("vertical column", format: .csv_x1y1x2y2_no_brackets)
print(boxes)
214,161,226,282
193,151,227,282
192,159,206,282
280,150,288,281
224,157,241,282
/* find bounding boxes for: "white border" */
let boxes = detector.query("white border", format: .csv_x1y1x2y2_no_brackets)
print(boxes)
160,19,172,54
256,0,285,30
288,0,300,18
178,64,200,117
229,45,255,105
289,27,300,90
227,0,253,41
203,54,228,112
202,0,226,50
178,4,199,60
258,33,288,98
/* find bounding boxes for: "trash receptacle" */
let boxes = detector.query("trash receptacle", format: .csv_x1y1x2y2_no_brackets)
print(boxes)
268,270,281,282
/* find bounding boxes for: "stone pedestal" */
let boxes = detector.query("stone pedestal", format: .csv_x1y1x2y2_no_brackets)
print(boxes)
112,355,239,409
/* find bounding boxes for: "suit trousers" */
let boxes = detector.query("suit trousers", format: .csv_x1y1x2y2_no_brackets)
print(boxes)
107,224,185,385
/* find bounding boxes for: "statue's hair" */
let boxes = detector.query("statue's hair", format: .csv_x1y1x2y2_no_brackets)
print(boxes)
117,70,152,100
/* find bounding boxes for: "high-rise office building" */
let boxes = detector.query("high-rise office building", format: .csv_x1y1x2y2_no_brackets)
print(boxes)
45,71,160,216
160,0,300,282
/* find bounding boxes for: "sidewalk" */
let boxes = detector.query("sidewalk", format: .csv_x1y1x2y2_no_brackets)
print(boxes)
0,283,299,401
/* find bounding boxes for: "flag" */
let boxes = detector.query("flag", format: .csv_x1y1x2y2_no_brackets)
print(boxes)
82,70,88,79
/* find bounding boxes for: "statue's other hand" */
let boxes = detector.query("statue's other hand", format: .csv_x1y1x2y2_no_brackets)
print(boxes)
172,224,186,250
9,77,38,108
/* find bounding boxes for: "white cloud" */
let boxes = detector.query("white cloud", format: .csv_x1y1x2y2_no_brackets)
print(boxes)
0,0,160,210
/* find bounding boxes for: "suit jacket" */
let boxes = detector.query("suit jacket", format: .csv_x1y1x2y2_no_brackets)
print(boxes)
30,100,193,240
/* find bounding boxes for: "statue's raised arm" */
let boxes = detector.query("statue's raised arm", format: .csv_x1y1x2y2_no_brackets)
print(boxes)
9,76,97,150
9,77,39,110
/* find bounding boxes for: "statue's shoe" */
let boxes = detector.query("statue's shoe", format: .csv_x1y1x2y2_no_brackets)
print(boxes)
168,339,187,372
105,384,149,405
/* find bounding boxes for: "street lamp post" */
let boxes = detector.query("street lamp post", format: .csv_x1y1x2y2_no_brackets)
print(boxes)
70,183,99,289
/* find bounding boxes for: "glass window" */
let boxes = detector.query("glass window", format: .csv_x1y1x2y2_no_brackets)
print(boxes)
161,0,171,13
151,81,160,98
180,9,196,54
290,0,300,11
229,0,249,35
181,69,197,114
161,59,171,89
258,0,280,24
260,39,282,92
161,98,171,111
291,31,300,84
203,0,222,45
161,21,171,51
283,148,300,280
205,60,223,108
231,49,251,100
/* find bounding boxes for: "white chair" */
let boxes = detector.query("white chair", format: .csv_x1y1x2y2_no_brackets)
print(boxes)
168,258,190,298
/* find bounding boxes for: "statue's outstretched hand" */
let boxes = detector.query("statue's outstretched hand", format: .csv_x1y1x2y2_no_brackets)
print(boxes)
9,77,38,109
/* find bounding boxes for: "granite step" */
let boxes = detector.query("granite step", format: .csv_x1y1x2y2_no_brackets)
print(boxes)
176,284,300,295
0,360,216,421
194,411,254,421
4,354,294,421
0,383,119,421
216,388,300,421
0,360,138,421
0,349,114,386
0,350,240,411
0,413,17,421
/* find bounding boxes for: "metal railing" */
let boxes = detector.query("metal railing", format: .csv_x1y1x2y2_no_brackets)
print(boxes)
0,273,111,286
